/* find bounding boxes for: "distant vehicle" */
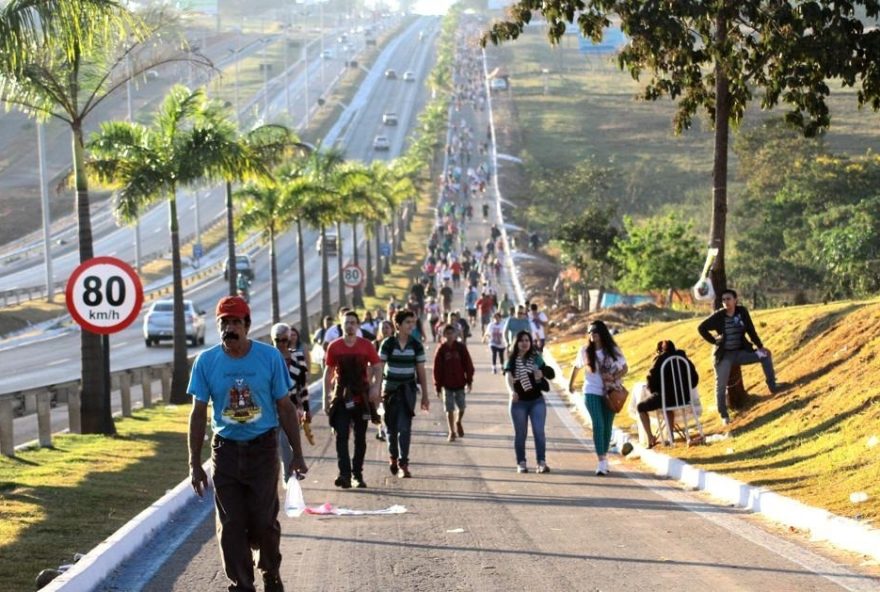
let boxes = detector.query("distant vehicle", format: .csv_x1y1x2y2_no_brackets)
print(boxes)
382,112,398,126
143,299,206,347
317,231,339,254
490,77,509,92
403,71,415,82
321,49,333,59
145,69,159,81
337,34,348,43
372,135,391,151
418,31,425,41
365,37,377,46
223,254,254,282
384,68,397,79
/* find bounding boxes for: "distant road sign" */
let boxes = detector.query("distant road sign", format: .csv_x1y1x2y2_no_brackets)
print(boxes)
341,264,364,289
65,257,144,335
380,242,392,257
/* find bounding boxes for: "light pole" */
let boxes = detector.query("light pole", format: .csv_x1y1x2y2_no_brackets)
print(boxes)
319,1,325,88
304,42,310,126
126,53,142,273
36,121,53,302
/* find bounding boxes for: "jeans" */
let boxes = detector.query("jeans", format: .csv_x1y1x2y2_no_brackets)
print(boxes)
211,430,281,592
490,346,505,367
714,350,777,419
385,390,414,463
509,397,547,464
329,405,368,478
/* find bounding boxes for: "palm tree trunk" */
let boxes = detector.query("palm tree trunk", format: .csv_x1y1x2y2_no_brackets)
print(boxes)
296,219,310,340
352,222,363,307
390,206,398,264
374,221,384,285
270,225,280,323
169,188,189,404
709,10,730,310
365,225,375,296
321,225,331,317
72,122,112,435
336,220,345,308
226,181,236,296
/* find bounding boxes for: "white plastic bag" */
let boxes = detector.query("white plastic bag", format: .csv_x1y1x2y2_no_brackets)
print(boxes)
284,476,306,518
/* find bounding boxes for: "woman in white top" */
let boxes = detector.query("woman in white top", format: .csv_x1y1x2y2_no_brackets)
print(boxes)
568,320,628,475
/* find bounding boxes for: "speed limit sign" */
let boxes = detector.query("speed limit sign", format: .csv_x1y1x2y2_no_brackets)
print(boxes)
66,256,144,334
341,263,364,288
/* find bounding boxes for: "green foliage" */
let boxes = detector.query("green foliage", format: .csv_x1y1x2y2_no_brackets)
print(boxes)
523,159,616,231
552,206,619,289
611,214,702,293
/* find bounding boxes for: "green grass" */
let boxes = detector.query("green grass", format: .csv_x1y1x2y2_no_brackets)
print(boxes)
548,298,880,523
0,405,200,592
486,27,880,228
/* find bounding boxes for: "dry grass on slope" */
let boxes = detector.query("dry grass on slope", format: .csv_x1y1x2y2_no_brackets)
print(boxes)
549,298,880,523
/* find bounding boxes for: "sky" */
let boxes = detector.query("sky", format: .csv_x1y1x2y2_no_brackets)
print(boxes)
410,0,454,14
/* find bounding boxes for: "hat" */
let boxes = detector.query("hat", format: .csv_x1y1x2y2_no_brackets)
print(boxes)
216,296,250,319
270,323,291,340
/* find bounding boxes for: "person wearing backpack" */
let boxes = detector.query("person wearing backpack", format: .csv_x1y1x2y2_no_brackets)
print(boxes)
433,325,475,442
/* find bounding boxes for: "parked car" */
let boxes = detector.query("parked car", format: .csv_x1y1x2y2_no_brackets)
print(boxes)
384,68,397,79
372,135,391,151
382,112,398,126
223,254,254,281
316,231,339,254
403,71,415,82
143,299,206,347
490,77,509,92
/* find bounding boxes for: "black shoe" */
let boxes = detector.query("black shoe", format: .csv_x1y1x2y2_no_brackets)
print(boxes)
352,474,367,488
263,572,285,592
334,475,352,489
389,457,399,475
399,462,412,478
375,432,386,441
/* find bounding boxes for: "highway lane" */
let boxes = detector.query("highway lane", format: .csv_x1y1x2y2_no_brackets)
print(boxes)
0,15,439,399
0,23,389,291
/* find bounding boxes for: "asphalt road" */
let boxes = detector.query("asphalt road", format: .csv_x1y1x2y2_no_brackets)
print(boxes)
0,16,439,397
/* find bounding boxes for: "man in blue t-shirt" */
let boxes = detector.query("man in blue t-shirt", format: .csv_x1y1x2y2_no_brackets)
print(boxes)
187,296,307,592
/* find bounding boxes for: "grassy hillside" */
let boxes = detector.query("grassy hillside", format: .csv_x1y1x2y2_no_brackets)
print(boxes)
549,298,880,522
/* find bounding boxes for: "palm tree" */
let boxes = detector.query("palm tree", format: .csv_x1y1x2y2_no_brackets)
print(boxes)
88,86,248,404
0,2,210,433
235,177,294,323
223,125,294,296
334,162,377,308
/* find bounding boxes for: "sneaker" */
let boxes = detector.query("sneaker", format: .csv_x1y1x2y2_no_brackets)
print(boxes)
399,462,412,478
721,417,730,426
492,366,497,374
536,462,550,474
595,460,608,476
389,457,399,476
456,422,464,437
375,431,386,441
263,572,285,592
352,474,367,489
516,462,528,474
447,432,457,442
334,475,352,489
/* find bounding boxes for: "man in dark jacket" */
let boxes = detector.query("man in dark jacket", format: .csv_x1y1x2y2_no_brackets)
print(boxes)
433,325,475,442
697,289,778,425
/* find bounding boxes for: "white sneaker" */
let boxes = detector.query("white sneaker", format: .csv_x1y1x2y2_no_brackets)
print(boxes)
721,417,730,426
516,462,528,474
536,462,550,474
595,460,609,476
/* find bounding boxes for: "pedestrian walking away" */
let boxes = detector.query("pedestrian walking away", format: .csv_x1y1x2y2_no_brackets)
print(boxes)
504,330,552,474
697,288,779,425
379,310,430,478
271,323,313,481
568,320,628,476
323,311,383,489
187,296,307,592
433,324,475,442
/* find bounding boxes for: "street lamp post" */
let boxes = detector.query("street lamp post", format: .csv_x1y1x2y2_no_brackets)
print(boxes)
126,53,142,273
36,121,53,302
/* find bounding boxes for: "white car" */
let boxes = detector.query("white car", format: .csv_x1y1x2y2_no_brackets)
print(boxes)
372,135,391,151
403,71,415,82
143,299,206,347
316,231,339,254
382,112,398,125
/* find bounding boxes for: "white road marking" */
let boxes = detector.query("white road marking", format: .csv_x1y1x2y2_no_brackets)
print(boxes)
47,358,70,367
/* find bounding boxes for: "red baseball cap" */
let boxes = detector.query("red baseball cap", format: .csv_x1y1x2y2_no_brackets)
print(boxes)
216,296,250,319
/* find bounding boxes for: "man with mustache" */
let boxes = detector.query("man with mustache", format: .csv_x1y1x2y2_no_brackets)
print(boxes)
187,296,307,592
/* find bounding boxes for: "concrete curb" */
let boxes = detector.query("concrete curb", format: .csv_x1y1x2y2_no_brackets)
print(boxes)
541,348,880,564
41,459,212,592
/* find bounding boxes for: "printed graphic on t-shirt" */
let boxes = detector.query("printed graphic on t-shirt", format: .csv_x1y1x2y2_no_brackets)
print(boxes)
222,377,263,424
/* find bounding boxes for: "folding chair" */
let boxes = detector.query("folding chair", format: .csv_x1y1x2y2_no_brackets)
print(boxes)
657,355,704,446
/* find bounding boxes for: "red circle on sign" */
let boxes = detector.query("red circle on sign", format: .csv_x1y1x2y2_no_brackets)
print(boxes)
342,264,364,288
65,256,144,335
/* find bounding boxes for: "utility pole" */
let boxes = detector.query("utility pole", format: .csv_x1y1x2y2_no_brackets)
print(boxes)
126,53,142,273
37,121,53,302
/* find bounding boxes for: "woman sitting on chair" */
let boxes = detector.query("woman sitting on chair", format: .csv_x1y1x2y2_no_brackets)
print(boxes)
638,340,699,448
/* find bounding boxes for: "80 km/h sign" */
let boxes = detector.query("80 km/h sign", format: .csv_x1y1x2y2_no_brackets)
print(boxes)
66,256,144,335
342,263,365,288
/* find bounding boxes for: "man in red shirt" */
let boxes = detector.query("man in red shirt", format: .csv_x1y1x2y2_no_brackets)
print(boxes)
433,325,475,442
323,311,383,488
451,259,462,288
476,291,495,336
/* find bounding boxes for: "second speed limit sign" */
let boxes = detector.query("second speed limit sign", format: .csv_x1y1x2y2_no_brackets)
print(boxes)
66,256,144,335
341,263,364,288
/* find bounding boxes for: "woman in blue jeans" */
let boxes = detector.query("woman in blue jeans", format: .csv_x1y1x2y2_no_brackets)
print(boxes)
504,330,550,474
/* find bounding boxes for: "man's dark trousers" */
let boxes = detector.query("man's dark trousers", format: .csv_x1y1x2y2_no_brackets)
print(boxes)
330,405,368,478
211,430,282,592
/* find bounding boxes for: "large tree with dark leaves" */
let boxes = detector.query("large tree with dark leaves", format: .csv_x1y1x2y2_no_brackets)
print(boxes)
485,0,880,306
